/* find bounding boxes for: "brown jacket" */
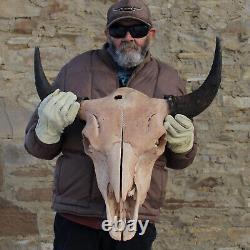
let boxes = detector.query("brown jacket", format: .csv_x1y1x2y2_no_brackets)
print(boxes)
24,44,197,222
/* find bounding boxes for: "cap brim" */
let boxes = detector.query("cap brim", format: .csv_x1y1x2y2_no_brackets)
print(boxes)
107,16,151,28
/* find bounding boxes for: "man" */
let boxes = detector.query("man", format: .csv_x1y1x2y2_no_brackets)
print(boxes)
25,0,197,249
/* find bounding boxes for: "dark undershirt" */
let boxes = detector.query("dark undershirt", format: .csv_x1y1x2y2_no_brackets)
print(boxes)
117,65,136,87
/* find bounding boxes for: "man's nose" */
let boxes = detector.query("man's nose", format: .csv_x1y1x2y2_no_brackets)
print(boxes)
123,31,134,41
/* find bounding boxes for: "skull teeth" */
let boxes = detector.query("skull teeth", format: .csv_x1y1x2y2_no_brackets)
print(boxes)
128,185,137,200
128,188,135,197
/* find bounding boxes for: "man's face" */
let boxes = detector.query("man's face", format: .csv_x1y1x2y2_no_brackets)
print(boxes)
106,20,156,68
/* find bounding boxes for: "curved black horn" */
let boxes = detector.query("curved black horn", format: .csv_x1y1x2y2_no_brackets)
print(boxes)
165,36,222,118
34,47,53,100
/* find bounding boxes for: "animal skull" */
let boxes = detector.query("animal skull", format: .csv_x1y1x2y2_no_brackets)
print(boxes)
79,87,168,240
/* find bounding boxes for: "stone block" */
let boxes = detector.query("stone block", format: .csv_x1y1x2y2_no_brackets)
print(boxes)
191,177,224,192
0,197,38,236
216,248,243,250
41,243,53,250
242,169,250,186
14,18,36,34
222,20,247,34
0,0,41,18
6,36,34,46
0,239,40,250
37,210,54,237
243,67,250,80
0,145,3,191
5,48,35,71
6,47,66,72
0,19,12,32
245,198,250,208
11,166,52,178
4,98,33,139
15,187,52,202
190,226,224,242
164,198,215,210
2,139,42,168
36,22,56,37
47,0,68,16
57,24,83,36
17,93,40,112
227,227,250,244
223,96,250,109
195,120,209,130
0,56,4,66
225,123,250,131
239,213,250,227
0,98,12,139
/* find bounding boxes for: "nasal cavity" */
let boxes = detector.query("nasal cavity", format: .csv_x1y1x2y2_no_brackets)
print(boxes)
114,95,123,100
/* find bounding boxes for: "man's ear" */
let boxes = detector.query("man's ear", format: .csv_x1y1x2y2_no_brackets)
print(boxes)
105,29,112,43
148,28,156,40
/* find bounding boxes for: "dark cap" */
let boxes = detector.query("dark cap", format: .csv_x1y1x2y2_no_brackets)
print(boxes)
107,0,152,27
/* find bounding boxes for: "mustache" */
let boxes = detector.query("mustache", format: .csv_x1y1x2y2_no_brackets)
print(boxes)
119,41,140,52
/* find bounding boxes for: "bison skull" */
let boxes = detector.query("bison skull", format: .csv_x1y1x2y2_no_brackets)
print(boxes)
79,87,168,241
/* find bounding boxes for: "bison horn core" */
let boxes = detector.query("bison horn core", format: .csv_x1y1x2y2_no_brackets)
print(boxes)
164,36,222,118
34,47,53,100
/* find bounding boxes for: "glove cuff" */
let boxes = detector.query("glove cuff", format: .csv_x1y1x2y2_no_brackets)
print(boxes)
35,120,61,144
167,134,194,154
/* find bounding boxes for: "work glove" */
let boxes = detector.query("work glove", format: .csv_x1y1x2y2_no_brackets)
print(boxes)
35,89,80,144
164,114,194,154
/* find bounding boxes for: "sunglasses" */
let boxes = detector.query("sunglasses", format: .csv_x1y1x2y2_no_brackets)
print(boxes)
109,24,150,39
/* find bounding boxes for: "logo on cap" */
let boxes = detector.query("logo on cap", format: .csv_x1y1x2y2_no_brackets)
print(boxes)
113,6,142,12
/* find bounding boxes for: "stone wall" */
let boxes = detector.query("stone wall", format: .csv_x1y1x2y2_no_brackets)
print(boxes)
0,0,249,249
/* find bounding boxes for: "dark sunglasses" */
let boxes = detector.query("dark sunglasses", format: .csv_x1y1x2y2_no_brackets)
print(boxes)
109,24,150,39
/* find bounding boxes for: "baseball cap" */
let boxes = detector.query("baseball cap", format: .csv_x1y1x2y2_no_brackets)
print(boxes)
107,0,152,28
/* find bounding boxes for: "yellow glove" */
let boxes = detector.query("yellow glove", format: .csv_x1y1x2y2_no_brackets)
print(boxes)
35,89,80,144
164,114,194,154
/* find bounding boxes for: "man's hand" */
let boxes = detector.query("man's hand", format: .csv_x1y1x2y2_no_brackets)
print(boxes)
35,89,80,144
164,114,194,154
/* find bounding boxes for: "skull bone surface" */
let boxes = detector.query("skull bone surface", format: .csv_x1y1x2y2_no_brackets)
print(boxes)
79,87,168,241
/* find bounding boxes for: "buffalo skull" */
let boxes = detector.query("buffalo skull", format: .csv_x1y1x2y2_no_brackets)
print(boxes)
79,88,168,240
33,37,222,240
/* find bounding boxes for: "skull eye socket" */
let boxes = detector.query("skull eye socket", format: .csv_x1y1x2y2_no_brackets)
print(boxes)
93,114,100,129
155,134,166,148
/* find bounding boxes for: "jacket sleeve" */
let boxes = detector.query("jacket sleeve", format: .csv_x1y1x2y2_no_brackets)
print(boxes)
24,64,67,160
165,129,198,169
165,74,198,170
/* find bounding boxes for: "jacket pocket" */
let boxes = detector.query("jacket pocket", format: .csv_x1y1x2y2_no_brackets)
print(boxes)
55,154,94,206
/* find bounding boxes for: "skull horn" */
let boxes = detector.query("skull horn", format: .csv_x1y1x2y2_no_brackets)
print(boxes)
34,47,53,100
34,47,87,103
164,36,222,118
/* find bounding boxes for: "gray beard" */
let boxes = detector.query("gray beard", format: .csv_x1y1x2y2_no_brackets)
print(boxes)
107,39,150,69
